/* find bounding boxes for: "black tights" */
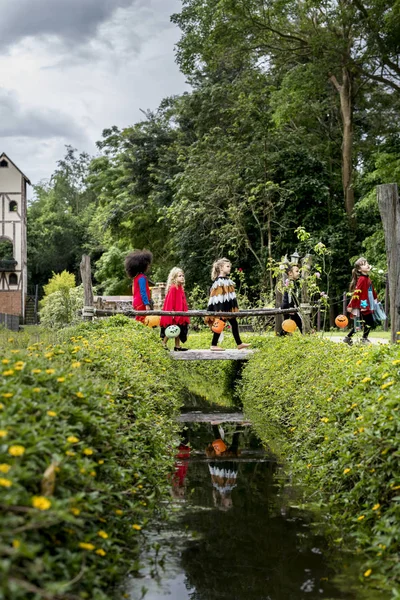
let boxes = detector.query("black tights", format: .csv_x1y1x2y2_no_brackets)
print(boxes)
347,313,374,339
212,317,242,346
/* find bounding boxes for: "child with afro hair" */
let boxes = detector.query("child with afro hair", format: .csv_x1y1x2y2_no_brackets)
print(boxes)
125,250,153,322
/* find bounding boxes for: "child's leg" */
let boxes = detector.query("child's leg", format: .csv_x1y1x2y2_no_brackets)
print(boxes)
211,331,221,346
362,313,375,338
160,327,168,346
230,318,242,345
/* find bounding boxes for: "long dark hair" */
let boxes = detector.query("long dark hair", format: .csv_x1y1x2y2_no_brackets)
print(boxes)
125,250,153,278
349,257,367,292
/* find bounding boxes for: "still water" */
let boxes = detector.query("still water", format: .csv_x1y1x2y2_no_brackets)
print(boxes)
126,418,360,600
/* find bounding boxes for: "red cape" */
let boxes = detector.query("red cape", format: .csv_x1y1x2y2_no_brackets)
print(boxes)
160,285,190,326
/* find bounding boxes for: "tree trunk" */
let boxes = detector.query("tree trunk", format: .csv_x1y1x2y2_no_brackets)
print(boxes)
376,184,400,343
80,254,94,321
330,67,355,223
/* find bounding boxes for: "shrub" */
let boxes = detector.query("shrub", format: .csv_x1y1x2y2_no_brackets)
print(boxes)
0,316,181,599
241,336,400,595
40,271,84,329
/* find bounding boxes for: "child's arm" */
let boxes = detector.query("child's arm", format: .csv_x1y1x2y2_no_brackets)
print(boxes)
138,276,151,309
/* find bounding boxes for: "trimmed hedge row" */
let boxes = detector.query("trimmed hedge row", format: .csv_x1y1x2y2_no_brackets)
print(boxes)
241,336,400,596
0,316,181,600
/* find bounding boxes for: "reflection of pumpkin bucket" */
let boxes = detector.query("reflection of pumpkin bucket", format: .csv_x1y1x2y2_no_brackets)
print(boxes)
211,319,226,334
335,314,349,328
211,439,227,455
282,319,297,333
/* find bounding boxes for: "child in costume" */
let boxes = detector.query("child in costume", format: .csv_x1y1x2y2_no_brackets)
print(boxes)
280,263,303,334
160,267,190,351
125,249,153,322
207,258,250,351
343,257,377,346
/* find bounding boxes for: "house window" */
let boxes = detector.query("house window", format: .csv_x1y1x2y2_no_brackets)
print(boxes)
0,159,8,168
9,273,18,286
9,201,18,212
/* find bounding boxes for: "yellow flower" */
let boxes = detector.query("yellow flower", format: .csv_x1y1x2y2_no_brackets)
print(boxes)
98,459,104,465
364,569,372,577
320,417,329,423
44,352,54,359
132,524,142,531
45,369,55,375
32,496,52,510
79,542,95,551
83,448,93,456
372,503,380,511
392,359,400,365
377,395,384,401
0,430,8,438
356,415,364,421
391,484,400,490
33,388,41,393
0,478,12,487
31,369,42,374
1,393,13,398
71,362,81,368
76,392,85,398
2,370,14,376
84,358,92,363
356,360,362,365
381,381,394,390
361,377,371,383
12,539,20,549
97,530,108,539
357,515,365,521
96,548,106,556
115,509,123,515
381,372,389,379
66,450,76,457
343,468,351,474
90,471,96,477
0,403,3,410
1,359,9,364
47,411,57,417
71,507,81,516
8,445,25,456
0,463,11,473
67,436,79,444
57,377,65,383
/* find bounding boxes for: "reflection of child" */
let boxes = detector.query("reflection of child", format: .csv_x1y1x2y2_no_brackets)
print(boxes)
125,250,153,322
280,264,303,334
207,258,250,351
171,441,191,500
160,267,190,351
206,425,241,511
344,257,377,346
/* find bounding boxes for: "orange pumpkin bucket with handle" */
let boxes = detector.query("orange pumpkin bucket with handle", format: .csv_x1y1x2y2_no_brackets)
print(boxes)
335,314,349,328
211,318,226,334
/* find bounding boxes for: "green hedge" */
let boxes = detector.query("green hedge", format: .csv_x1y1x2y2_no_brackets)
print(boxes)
0,316,180,600
241,336,400,595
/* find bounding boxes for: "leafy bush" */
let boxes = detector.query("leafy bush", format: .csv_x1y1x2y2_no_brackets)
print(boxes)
0,316,181,599
40,271,84,329
241,336,400,595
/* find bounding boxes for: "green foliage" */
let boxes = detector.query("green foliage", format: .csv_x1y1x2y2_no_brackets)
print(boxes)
93,244,131,295
0,317,181,599
39,272,83,330
241,336,400,594
43,271,76,297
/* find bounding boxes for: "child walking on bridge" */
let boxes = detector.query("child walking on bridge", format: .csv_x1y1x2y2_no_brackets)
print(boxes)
160,267,190,351
125,250,153,322
207,258,250,352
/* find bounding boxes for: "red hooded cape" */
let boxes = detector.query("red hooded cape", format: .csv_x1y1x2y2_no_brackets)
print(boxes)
160,285,190,327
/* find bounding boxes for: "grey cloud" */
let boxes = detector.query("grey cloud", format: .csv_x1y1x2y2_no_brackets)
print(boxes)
0,89,84,141
0,0,138,50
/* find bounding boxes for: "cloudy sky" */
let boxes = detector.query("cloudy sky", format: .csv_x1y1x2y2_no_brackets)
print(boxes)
0,0,188,190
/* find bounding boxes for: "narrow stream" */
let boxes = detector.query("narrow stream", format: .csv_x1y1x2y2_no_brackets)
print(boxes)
126,414,363,600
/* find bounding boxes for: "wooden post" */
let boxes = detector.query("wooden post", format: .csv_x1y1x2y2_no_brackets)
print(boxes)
80,254,94,321
275,288,283,335
384,273,389,332
342,291,347,315
377,184,400,343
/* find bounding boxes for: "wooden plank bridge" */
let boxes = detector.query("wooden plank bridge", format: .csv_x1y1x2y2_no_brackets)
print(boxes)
170,349,255,360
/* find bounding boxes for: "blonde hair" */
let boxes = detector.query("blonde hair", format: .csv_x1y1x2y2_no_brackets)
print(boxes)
211,258,231,280
349,257,368,292
166,267,184,293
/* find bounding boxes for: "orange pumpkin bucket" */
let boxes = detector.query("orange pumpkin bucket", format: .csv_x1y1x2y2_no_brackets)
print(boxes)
282,319,297,333
211,318,226,334
335,314,349,328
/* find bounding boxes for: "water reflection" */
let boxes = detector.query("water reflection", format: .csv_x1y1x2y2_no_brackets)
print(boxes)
126,422,357,600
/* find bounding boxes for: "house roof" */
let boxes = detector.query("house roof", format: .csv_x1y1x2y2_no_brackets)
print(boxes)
0,153,31,185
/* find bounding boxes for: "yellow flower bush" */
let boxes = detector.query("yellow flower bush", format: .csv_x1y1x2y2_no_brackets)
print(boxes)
32,496,52,510
8,445,25,456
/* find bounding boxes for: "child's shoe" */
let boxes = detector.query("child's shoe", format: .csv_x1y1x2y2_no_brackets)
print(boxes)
359,338,372,345
174,347,189,351
210,346,225,351
342,336,353,346
237,343,251,350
